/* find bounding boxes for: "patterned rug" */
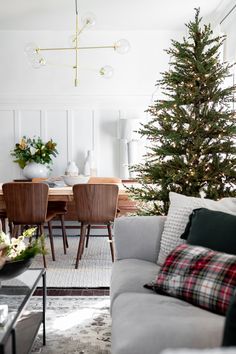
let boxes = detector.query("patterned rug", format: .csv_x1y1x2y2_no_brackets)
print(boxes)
31,296,111,354
30,236,112,288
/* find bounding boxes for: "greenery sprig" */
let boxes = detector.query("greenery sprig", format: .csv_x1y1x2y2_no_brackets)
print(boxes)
0,227,46,266
11,136,58,169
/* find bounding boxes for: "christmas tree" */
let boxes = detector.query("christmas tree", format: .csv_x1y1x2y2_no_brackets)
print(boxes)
129,8,236,215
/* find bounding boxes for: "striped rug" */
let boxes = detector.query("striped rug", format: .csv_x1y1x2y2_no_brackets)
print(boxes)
30,236,113,288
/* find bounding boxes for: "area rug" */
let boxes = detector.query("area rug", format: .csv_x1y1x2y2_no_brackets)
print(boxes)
30,236,112,288
31,296,111,354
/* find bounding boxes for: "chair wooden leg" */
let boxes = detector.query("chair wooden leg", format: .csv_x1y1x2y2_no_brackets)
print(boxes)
40,225,47,268
12,225,19,238
8,221,12,234
60,215,68,254
107,222,115,262
75,222,86,269
0,218,6,233
48,221,55,261
85,224,91,248
36,226,40,238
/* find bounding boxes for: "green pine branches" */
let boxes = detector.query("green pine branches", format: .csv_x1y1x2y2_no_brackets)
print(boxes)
129,8,236,215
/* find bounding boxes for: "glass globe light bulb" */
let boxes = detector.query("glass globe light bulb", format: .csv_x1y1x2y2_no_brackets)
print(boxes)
24,42,45,68
114,39,131,54
30,56,46,69
31,59,42,69
24,42,39,56
99,65,114,79
81,12,96,28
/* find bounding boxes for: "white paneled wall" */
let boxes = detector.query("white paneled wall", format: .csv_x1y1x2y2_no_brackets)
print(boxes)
0,105,148,182
0,110,16,181
0,28,184,181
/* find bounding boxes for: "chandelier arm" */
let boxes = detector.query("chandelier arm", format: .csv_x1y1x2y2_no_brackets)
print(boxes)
78,45,116,50
39,47,75,51
77,22,89,36
75,0,78,15
38,45,116,52
75,2,79,86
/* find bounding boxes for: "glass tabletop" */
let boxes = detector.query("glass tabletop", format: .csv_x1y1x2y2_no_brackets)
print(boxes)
0,268,45,344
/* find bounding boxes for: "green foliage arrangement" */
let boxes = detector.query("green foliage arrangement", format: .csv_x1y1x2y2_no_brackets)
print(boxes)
129,8,236,215
11,136,58,169
0,228,45,266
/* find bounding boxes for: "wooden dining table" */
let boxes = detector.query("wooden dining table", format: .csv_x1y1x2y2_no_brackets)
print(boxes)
0,183,137,220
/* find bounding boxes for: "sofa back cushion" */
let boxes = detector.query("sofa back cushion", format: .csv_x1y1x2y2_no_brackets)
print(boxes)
181,208,236,255
146,243,236,315
157,192,236,265
222,291,236,346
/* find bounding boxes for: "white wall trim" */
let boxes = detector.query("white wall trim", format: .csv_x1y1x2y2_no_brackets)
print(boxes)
66,110,73,162
40,110,47,140
0,93,152,110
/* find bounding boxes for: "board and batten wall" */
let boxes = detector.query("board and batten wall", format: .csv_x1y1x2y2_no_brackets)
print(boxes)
0,29,184,182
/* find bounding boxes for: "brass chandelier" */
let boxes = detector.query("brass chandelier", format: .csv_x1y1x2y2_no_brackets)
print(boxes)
25,0,130,87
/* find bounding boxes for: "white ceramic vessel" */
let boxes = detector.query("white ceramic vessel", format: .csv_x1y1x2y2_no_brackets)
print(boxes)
65,161,79,176
62,175,89,186
23,162,49,179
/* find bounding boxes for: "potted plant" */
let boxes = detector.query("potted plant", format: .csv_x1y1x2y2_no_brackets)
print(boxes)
0,227,45,279
11,136,58,179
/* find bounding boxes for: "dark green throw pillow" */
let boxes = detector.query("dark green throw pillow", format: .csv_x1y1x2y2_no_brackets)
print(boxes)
181,208,236,255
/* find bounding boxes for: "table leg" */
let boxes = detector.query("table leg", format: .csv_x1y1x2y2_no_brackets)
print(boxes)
42,272,46,346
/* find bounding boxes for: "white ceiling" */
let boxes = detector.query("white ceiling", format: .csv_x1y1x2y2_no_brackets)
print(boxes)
0,0,233,31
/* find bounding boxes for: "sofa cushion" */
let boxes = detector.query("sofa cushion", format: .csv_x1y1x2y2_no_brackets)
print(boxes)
222,292,236,347
147,244,236,315
161,348,236,354
110,259,159,309
111,292,224,354
181,208,236,255
157,192,236,265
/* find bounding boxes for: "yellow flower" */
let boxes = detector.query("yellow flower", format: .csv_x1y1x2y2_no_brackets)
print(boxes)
19,138,27,150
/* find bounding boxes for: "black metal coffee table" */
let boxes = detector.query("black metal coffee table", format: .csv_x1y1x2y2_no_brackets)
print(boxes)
0,268,46,354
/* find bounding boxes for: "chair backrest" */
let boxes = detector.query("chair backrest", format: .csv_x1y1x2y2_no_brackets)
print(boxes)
2,182,49,224
72,184,119,223
88,177,121,184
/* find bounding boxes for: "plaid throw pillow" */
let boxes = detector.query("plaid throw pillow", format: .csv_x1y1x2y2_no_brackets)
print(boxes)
146,244,236,315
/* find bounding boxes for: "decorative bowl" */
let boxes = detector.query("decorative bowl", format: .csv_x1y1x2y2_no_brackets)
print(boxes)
0,258,32,281
62,175,89,186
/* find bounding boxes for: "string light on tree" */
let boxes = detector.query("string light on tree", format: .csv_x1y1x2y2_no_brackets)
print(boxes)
128,8,236,215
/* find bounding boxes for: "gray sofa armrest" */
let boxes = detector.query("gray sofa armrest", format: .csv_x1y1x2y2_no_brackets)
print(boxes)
161,349,236,354
114,215,166,263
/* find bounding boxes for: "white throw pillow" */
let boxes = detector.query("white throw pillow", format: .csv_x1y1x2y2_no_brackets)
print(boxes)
157,192,236,265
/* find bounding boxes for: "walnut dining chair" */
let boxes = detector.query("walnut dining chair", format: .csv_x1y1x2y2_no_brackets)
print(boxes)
32,178,68,254
86,176,121,248
72,183,119,269
2,182,58,267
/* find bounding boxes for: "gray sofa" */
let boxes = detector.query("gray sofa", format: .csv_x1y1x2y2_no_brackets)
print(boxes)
110,216,225,354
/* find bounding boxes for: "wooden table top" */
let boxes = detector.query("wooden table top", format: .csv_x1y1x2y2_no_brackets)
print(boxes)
0,183,127,194
0,183,128,204
0,182,137,216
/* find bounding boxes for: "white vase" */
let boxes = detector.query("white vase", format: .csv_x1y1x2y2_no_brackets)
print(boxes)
23,162,50,180
83,150,97,176
65,161,79,176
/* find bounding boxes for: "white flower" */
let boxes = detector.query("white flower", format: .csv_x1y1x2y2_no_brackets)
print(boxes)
0,231,10,246
30,146,37,155
0,228,36,261
7,237,26,259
